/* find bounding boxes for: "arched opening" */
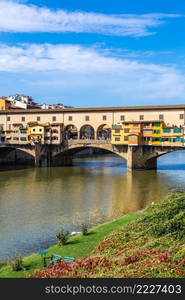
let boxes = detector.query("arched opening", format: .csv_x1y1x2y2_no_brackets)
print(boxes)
97,124,111,140
52,145,127,167
64,124,78,140
80,125,95,140
0,147,35,168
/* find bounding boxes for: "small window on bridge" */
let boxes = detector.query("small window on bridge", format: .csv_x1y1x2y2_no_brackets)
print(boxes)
52,116,56,122
179,114,184,120
68,116,72,121
21,117,25,122
85,116,90,121
37,116,40,121
159,114,164,120
102,115,107,121
139,115,144,120
120,115,125,121
7,117,10,121
163,128,171,133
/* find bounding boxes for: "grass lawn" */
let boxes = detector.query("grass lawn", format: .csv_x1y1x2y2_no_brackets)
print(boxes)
0,211,141,278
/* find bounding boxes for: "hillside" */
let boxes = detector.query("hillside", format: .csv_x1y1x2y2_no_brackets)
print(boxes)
32,192,185,278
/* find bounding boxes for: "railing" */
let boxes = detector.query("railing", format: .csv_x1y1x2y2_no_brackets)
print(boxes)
66,139,111,146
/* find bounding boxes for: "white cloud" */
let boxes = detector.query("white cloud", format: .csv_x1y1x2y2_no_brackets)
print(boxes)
0,1,181,36
0,43,185,103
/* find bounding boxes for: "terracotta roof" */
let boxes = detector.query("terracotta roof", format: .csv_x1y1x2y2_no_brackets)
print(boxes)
0,104,185,114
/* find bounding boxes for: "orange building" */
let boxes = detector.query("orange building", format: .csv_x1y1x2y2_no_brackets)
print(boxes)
0,98,11,110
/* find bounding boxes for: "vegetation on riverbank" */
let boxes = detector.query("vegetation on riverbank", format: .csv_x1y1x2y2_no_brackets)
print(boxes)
31,192,185,278
0,212,140,278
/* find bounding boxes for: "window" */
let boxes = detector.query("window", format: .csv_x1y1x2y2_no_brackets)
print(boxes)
20,130,27,134
153,130,160,134
130,137,136,141
163,128,171,133
159,114,164,120
120,115,125,121
21,117,25,122
85,116,90,121
102,115,107,121
39,129,42,132
7,116,10,121
20,137,27,141
139,115,144,121
179,114,184,120
52,116,56,122
13,137,19,141
33,129,35,132
124,136,128,141
124,129,129,133
133,123,139,127
115,137,120,141
52,136,58,140
115,129,120,133
37,116,40,121
46,129,50,133
173,128,181,133
68,116,72,121
153,122,161,127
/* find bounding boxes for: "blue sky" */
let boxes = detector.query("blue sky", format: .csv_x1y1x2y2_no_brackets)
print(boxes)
0,0,185,107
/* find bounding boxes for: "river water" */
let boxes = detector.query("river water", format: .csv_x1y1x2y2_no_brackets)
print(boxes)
0,151,185,261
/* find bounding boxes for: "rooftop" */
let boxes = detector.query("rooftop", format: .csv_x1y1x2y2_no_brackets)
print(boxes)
0,104,185,114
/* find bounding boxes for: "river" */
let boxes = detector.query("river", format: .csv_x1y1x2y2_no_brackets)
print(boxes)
0,151,185,261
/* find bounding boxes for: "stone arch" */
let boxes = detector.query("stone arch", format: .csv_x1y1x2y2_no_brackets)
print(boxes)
51,143,128,167
80,125,95,140
64,124,78,140
97,124,111,140
0,145,35,166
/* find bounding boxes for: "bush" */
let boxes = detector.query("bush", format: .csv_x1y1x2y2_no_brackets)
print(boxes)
56,228,70,246
10,255,24,271
81,223,89,235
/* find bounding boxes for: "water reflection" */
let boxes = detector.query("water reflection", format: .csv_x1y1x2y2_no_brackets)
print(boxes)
0,151,185,260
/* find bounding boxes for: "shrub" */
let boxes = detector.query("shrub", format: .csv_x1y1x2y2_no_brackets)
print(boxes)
56,228,70,245
10,255,24,271
81,223,89,236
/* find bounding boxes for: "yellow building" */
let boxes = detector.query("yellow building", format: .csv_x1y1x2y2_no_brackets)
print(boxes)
151,121,163,145
0,98,11,110
27,124,45,144
27,122,63,144
111,122,142,145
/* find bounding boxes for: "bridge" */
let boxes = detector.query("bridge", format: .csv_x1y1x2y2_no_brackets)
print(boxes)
0,139,184,170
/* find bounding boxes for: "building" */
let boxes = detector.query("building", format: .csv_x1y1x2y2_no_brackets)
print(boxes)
111,120,185,147
27,122,63,144
0,98,11,110
41,103,72,109
7,94,39,109
1,104,185,145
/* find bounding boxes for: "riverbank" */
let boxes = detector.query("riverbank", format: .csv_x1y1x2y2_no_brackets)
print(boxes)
0,211,141,278
32,191,185,278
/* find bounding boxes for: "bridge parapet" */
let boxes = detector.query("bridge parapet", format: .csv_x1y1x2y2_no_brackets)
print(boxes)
65,139,111,146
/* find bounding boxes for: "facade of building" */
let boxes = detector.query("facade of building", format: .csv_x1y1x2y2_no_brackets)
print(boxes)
7,94,39,109
0,104,185,146
0,98,11,110
111,121,184,147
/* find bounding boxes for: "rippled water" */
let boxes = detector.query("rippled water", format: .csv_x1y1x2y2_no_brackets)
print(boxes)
0,151,185,261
